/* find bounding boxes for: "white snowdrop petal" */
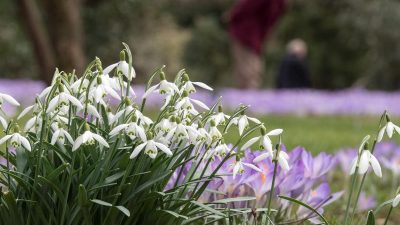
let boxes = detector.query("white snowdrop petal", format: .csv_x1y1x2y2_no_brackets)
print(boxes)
267,129,283,136
0,135,12,145
358,151,369,175
130,142,147,159
18,105,34,120
1,93,20,106
192,82,213,91
369,154,382,178
142,84,159,99
103,63,118,75
242,162,262,172
393,194,400,207
51,130,61,145
278,155,290,171
109,124,129,136
155,142,172,156
92,134,109,148
253,153,271,163
20,136,31,151
191,99,210,110
241,137,259,150
387,122,394,138
377,127,385,143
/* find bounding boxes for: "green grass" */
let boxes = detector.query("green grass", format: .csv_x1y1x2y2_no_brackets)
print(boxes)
224,114,383,154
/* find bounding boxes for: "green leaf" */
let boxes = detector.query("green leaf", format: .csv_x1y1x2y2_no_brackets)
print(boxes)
78,184,89,207
190,201,226,217
278,195,329,225
105,171,125,183
115,206,130,217
366,210,375,225
90,199,113,207
159,209,189,220
212,196,256,204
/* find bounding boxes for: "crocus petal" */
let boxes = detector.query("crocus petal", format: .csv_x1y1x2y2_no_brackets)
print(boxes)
130,142,147,159
369,154,382,177
154,142,172,156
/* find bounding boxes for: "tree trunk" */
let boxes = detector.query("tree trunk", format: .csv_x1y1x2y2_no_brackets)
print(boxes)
17,0,56,84
44,0,86,75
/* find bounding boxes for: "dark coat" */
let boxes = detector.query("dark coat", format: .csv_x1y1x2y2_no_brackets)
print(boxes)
277,54,311,89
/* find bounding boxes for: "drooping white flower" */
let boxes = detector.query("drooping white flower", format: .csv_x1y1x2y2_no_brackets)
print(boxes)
103,53,136,80
47,92,83,113
175,91,210,115
254,150,290,171
91,80,121,103
112,106,153,126
143,77,179,99
51,128,74,145
392,194,400,207
72,130,109,151
209,122,222,142
241,128,283,154
377,121,400,142
230,159,262,179
182,80,213,93
209,110,230,126
0,133,31,151
350,150,382,177
0,93,20,107
109,122,146,141
227,113,261,136
130,135,172,159
214,143,230,157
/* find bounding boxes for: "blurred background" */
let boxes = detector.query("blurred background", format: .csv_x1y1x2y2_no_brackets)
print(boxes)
2,0,400,153
2,0,400,90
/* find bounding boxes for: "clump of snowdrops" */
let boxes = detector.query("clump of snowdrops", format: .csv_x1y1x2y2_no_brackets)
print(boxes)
0,44,284,225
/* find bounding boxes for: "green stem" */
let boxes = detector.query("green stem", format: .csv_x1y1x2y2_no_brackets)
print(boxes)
266,160,278,225
343,168,358,225
60,155,75,225
383,206,393,225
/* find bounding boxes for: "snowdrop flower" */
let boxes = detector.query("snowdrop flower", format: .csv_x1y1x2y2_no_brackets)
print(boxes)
392,194,400,207
72,128,109,151
209,120,222,142
350,150,382,177
0,93,20,107
130,133,172,159
230,159,262,179
227,111,261,136
377,119,400,142
47,92,83,113
112,105,153,126
209,105,230,126
175,91,210,115
214,143,230,157
241,127,283,154
181,73,213,93
51,127,74,145
91,76,121,103
103,51,136,80
143,72,179,98
0,132,31,151
109,122,146,141
254,149,290,171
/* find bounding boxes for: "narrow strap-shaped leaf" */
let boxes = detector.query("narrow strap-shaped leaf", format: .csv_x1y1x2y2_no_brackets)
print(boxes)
278,195,329,225
365,210,375,225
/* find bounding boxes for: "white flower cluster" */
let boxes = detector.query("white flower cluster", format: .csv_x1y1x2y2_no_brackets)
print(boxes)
0,49,284,180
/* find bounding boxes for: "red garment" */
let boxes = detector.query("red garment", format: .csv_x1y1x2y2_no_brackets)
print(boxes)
228,0,285,55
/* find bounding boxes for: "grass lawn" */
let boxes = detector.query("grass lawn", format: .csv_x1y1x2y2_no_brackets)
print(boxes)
224,114,383,154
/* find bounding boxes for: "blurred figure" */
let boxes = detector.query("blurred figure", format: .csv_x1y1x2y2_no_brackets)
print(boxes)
227,0,285,89
276,39,311,89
